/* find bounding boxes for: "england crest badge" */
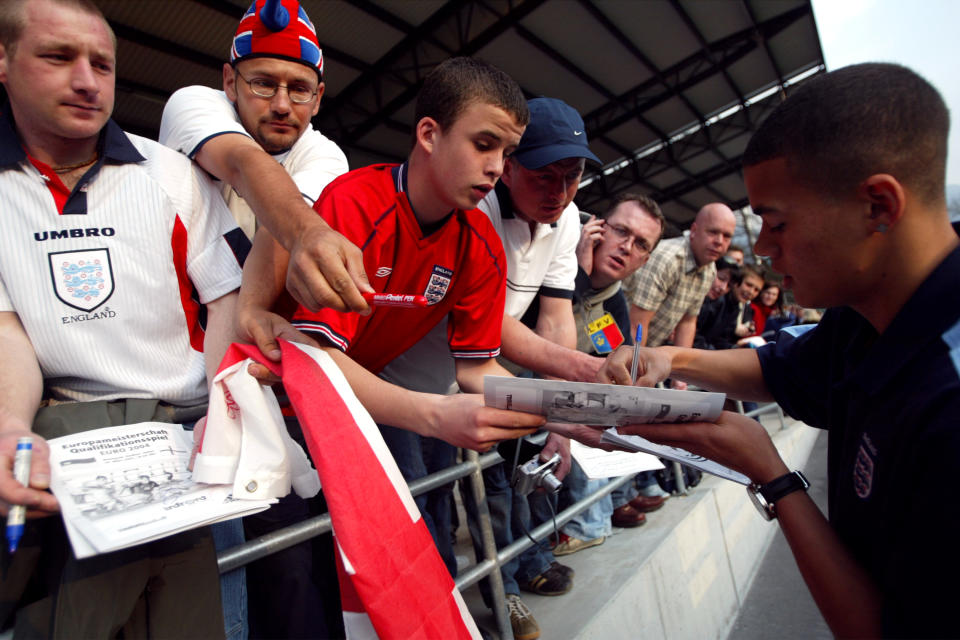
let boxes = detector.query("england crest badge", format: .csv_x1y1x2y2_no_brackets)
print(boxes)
49,248,114,312
853,440,875,499
423,265,453,305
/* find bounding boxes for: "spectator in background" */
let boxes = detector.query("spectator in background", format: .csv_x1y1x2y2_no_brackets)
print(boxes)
706,256,741,302
692,257,741,349
725,244,745,265
751,281,783,337
554,193,666,555
695,265,764,351
763,302,799,338
572,194,664,354
623,203,737,355
732,265,765,339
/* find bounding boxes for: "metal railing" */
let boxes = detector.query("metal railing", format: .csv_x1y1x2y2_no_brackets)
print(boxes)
216,402,786,640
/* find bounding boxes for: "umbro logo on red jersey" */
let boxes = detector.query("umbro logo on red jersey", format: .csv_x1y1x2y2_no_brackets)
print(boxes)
375,267,392,278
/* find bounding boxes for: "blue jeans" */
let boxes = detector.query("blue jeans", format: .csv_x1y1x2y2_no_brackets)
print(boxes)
379,424,459,576
560,463,639,540
210,520,248,640
561,462,613,540
185,419,247,640
464,461,555,603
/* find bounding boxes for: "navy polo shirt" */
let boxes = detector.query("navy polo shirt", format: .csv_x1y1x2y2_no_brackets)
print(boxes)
756,245,960,637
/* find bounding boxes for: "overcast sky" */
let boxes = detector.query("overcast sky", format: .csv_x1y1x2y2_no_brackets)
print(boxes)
811,0,960,187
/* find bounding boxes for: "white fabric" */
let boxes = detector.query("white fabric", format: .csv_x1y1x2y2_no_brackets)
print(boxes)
0,135,242,404
194,357,321,501
159,85,349,237
477,191,579,319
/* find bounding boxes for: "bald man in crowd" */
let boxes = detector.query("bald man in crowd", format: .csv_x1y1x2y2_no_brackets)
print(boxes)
623,203,736,356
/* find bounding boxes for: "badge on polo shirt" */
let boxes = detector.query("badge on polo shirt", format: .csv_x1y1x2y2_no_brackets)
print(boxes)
586,313,624,354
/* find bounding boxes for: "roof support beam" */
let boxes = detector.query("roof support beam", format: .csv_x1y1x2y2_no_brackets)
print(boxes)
320,0,551,148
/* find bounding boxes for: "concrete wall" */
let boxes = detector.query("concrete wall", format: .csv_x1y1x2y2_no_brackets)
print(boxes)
523,419,821,640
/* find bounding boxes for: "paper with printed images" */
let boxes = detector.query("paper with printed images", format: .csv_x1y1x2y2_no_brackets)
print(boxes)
49,422,274,558
484,376,748,485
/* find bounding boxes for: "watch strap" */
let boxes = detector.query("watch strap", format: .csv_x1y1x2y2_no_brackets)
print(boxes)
759,470,810,505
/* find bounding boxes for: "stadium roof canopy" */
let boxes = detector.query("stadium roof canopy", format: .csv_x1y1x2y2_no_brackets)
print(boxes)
99,0,824,232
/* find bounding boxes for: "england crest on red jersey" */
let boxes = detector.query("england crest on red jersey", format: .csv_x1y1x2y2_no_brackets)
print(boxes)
424,265,453,305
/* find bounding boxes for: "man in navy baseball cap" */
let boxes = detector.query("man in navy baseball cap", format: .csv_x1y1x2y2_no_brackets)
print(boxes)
458,97,604,638
511,97,601,170
499,97,600,228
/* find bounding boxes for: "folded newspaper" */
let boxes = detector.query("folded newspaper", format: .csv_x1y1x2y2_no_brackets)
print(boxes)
483,376,750,485
48,422,275,559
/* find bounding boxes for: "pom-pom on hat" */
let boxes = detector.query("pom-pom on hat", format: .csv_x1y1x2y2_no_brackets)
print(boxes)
231,0,323,78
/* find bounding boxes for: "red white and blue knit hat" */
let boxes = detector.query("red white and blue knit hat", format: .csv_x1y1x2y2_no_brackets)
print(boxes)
230,0,323,78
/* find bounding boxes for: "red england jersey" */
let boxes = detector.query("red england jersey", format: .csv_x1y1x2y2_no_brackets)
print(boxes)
292,163,506,374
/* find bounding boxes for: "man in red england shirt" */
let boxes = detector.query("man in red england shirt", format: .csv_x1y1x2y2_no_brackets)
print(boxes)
241,57,545,451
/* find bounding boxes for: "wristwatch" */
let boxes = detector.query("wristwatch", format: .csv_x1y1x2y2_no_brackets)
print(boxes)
747,470,810,520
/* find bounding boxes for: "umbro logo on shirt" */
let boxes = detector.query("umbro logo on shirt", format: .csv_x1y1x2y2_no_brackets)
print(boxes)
375,267,392,278
34,227,116,242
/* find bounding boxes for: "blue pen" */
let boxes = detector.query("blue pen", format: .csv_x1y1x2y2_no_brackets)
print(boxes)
7,437,33,554
629,325,643,384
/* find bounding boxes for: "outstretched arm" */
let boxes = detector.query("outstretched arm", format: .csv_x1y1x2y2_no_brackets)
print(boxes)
194,134,372,312
616,411,881,638
236,228,316,363
500,313,600,382
455,358,571,478
597,344,774,402
327,349,544,451
0,312,58,517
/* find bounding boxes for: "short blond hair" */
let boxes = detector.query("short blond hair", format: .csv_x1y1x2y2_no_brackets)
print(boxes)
0,0,115,57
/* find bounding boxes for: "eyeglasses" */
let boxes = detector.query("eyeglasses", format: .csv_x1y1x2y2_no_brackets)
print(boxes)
607,222,652,255
235,70,318,104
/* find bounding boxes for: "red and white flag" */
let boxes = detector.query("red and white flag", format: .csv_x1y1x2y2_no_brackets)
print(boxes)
206,341,481,640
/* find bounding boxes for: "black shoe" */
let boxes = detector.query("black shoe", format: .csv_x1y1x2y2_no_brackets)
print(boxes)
549,560,575,579
519,563,573,596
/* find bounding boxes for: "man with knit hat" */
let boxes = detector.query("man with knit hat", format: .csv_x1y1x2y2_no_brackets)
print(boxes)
161,0,369,313
160,2,354,637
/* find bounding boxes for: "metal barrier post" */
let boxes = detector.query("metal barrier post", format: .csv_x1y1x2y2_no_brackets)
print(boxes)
671,460,688,496
463,449,513,640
